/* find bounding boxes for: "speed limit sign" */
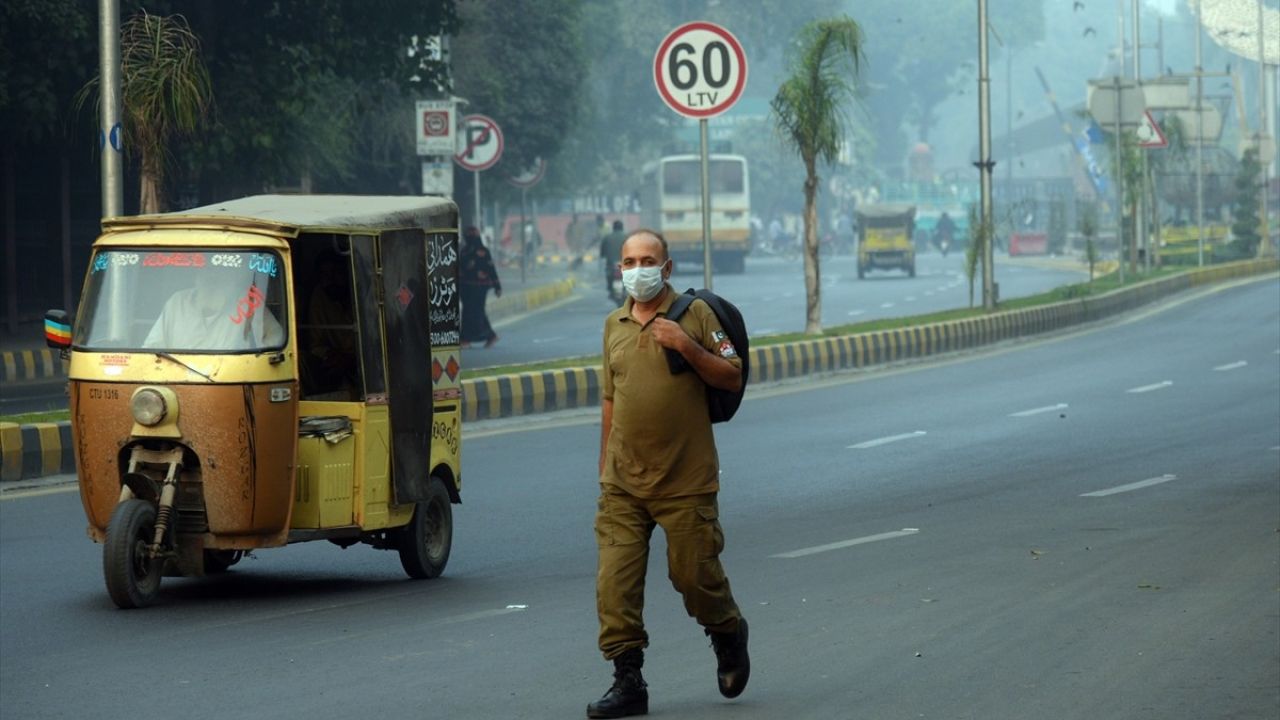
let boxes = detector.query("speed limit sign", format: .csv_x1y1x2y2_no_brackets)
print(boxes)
654,21,748,119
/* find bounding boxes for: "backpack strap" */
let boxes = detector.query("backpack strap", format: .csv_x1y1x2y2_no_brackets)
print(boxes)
664,288,697,322
663,289,699,374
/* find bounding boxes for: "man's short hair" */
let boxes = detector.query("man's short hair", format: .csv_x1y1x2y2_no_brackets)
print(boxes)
625,228,669,260
612,220,624,231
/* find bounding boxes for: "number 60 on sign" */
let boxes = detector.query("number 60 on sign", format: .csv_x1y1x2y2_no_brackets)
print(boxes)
654,21,748,119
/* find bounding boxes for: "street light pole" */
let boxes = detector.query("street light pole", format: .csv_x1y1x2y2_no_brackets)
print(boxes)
1195,2,1205,267
977,0,996,310
1258,0,1270,258
99,0,123,218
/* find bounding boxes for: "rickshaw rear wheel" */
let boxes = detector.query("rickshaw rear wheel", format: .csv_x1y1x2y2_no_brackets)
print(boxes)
397,477,453,580
103,499,163,609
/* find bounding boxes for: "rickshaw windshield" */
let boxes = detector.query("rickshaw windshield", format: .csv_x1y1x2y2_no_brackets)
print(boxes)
75,249,289,353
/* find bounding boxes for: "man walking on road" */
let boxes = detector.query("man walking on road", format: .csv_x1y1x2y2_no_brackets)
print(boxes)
588,230,750,718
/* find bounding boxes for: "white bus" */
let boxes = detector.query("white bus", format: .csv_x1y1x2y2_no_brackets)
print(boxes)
637,154,751,273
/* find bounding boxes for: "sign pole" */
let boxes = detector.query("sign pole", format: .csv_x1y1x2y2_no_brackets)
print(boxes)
700,119,713,290
1114,76,1125,284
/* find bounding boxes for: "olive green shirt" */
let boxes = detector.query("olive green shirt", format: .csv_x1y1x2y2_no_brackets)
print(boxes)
601,286,743,499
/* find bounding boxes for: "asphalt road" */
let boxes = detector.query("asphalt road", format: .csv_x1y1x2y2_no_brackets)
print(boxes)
1,276,1276,720
474,250,1084,369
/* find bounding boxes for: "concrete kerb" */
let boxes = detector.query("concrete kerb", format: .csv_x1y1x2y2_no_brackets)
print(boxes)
2,261,1273,482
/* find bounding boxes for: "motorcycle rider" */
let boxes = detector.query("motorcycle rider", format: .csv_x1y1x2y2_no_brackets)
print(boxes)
600,220,627,304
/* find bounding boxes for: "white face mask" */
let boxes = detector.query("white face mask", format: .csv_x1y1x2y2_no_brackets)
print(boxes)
621,263,666,302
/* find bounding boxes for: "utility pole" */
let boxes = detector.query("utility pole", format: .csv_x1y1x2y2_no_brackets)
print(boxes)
99,0,123,218
977,0,996,310
1258,0,1270,258
1133,0,1150,273
1195,2,1205,267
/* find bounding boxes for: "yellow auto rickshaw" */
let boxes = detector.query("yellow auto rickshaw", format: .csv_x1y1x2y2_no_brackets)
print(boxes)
44,195,464,608
855,204,917,278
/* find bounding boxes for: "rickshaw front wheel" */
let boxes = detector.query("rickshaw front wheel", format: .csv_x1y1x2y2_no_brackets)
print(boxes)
103,499,163,609
396,477,453,580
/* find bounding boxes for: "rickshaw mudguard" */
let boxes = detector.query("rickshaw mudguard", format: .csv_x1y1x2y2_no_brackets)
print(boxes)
71,378,298,547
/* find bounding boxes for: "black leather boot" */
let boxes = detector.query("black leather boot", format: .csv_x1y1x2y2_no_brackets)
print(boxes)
708,617,750,698
587,649,648,718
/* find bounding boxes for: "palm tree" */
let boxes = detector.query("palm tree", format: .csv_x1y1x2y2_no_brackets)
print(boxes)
119,11,212,213
771,16,865,335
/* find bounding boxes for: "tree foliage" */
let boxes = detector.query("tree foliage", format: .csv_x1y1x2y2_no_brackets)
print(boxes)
116,11,212,212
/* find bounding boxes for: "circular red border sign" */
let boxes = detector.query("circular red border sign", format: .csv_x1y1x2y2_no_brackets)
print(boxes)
654,21,748,119
454,114,504,171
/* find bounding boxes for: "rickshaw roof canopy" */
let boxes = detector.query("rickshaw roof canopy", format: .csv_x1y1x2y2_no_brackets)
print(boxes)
855,204,916,226
104,195,458,237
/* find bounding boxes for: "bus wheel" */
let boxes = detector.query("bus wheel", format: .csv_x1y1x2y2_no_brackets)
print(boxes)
397,477,453,579
103,499,163,609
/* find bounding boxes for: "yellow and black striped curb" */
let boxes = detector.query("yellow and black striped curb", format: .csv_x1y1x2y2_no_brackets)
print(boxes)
0,421,75,483
458,258,1277,422
487,277,577,323
2,260,1273,482
0,348,66,384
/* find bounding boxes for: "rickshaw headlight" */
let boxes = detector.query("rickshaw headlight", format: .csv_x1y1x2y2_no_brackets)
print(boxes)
131,388,168,426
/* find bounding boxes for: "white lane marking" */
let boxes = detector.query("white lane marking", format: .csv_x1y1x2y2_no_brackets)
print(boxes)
1213,361,1247,371
923,291,935,297
880,302,896,309
847,310,865,317
1127,380,1173,394
905,296,917,302
1009,402,1069,417
848,431,927,449
1080,474,1177,497
772,528,920,559
531,336,567,345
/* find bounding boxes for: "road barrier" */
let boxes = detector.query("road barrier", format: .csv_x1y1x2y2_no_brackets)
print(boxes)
1,259,1274,482
457,258,1277,421
0,348,66,383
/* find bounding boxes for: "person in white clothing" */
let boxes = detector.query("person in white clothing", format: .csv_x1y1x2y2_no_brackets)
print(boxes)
144,271,283,351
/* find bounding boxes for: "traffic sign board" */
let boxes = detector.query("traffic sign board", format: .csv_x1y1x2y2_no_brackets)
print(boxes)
454,114,503,171
654,21,748,119
416,100,456,156
1087,77,1146,127
506,157,546,188
1136,110,1167,148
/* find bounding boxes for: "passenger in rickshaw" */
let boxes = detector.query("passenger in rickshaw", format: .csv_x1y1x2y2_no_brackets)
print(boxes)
144,270,283,350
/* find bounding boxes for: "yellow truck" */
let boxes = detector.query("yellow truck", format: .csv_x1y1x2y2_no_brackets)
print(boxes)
856,204,917,278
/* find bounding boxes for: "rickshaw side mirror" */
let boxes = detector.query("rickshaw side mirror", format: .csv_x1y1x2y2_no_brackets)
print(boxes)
44,309,72,349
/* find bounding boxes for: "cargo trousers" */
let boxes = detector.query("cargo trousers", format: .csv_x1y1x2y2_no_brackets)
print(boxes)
594,484,742,660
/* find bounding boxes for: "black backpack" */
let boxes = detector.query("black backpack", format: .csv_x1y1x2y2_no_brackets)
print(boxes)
664,288,749,423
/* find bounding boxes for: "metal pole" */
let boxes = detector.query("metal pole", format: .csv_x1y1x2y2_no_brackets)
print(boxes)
1195,3,1204,267
99,0,123,218
1258,0,1270,258
519,186,527,284
978,0,995,309
1114,75,1125,284
1133,0,1149,273
1007,48,1013,189
699,118,713,290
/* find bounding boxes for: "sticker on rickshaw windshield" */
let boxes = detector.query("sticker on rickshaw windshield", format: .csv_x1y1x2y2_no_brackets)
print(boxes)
143,252,207,267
